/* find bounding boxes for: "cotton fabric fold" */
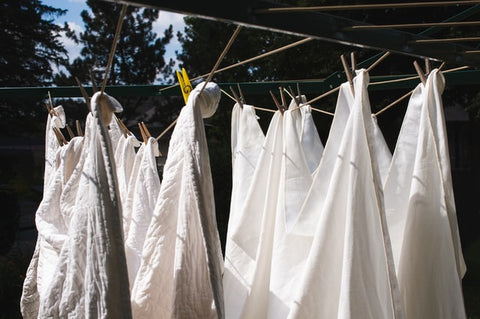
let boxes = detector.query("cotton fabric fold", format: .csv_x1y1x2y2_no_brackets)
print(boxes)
288,70,401,319
384,69,466,319
131,82,224,319
37,92,131,318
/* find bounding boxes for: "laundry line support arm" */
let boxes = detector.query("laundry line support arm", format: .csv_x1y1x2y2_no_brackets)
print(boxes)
107,0,480,66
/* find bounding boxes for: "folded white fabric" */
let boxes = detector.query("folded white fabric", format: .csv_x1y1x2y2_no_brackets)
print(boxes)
131,82,224,319
224,102,265,319
288,70,401,319
38,92,131,318
124,137,161,288
384,69,466,318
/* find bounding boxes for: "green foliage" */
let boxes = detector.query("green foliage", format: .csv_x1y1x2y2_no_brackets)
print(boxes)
0,0,69,136
56,0,174,86
0,0,68,87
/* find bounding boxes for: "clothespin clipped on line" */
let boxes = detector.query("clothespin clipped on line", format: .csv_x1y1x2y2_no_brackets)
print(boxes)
115,116,130,138
76,120,83,137
236,83,246,104
269,90,284,114
287,86,300,108
65,124,75,140
340,54,355,96
47,91,58,116
229,86,243,108
138,122,148,144
176,68,193,104
52,127,68,146
139,122,162,156
413,60,427,85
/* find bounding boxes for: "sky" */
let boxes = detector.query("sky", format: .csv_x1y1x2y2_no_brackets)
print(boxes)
42,0,186,68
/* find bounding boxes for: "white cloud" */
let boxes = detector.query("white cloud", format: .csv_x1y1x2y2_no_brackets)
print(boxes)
59,21,84,63
153,11,186,63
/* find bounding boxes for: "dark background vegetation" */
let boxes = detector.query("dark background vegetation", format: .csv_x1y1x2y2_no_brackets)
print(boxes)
0,0,479,318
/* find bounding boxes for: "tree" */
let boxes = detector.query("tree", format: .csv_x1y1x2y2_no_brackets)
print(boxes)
55,0,177,133
0,0,68,87
0,0,70,135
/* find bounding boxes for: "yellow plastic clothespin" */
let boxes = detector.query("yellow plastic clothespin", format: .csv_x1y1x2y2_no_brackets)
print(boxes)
176,68,193,104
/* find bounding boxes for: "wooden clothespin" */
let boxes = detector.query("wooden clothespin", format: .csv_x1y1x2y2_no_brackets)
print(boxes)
75,77,91,111
269,90,284,114
47,91,58,117
236,83,246,104
413,60,427,85
44,102,54,117
76,120,83,137
341,54,355,96
229,86,243,108
115,116,130,138
141,122,152,139
279,86,288,111
288,86,300,107
350,52,356,73
424,59,431,75
296,82,302,98
176,68,193,104
65,124,75,140
52,127,68,146
138,122,148,144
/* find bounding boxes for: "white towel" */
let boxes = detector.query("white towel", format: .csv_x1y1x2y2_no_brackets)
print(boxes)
125,137,161,288
288,70,401,319
224,102,265,319
38,92,131,318
131,82,224,319
384,69,466,318
21,135,84,319
123,143,145,239
114,133,141,237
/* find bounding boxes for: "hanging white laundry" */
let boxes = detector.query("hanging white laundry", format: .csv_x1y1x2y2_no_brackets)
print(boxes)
224,102,265,319
44,105,66,190
225,107,283,319
298,99,324,173
266,106,316,319
114,133,141,237
108,114,123,150
122,142,145,239
292,82,354,236
21,135,84,319
288,70,401,319
371,115,392,186
115,134,141,200
38,92,131,318
131,82,224,319
384,69,466,319
124,136,161,288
